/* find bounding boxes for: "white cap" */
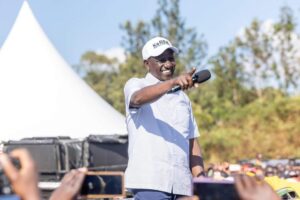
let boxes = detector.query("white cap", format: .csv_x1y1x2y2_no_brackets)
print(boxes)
142,36,178,60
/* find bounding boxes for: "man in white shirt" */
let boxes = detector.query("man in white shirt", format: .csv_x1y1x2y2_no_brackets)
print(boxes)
124,36,204,200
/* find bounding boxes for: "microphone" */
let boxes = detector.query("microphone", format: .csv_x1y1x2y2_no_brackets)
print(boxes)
167,69,211,93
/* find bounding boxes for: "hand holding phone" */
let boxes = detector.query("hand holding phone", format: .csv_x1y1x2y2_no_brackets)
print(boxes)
0,149,39,200
193,178,240,200
234,175,280,200
49,168,87,200
80,171,125,199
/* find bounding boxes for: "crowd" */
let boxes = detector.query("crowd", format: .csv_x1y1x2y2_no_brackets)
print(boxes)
0,149,288,200
205,155,300,182
203,154,300,199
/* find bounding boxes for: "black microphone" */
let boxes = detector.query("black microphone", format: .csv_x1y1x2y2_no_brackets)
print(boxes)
167,69,211,93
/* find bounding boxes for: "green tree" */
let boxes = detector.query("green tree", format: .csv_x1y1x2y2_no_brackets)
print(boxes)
273,6,300,91
198,5,300,162
235,6,299,96
210,43,250,106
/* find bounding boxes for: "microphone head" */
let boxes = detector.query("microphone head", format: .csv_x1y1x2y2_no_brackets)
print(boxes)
192,69,211,83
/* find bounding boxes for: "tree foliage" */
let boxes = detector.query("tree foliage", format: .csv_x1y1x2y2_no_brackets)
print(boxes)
199,5,300,162
233,6,300,95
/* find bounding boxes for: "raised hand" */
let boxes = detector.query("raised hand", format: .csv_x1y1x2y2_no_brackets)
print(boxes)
49,168,87,200
0,149,40,200
234,175,280,200
172,67,196,91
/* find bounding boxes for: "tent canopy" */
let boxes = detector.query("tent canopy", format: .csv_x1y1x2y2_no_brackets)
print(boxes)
0,1,127,141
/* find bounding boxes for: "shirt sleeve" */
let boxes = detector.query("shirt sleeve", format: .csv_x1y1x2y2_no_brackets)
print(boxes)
189,114,200,139
124,78,144,114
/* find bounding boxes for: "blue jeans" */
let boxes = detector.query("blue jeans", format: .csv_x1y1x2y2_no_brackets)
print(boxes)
132,189,185,200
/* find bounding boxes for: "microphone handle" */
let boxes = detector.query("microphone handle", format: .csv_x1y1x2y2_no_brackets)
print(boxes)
167,76,197,94
167,85,181,93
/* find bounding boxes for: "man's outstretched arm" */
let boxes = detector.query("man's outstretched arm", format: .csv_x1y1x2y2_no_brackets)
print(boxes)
130,68,196,108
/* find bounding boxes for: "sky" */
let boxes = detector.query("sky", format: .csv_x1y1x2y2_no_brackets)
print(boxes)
0,0,299,66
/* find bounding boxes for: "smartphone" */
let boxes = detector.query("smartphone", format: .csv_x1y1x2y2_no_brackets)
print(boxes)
193,178,240,200
80,171,125,199
0,195,21,200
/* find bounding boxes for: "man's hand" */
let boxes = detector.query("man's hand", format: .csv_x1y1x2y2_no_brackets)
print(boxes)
49,168,87,200
234,174,280,200
0,149,40,200
173,67,196,91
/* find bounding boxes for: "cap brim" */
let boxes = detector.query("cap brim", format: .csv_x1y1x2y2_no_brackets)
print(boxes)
170,47,178,54
151,46,179,58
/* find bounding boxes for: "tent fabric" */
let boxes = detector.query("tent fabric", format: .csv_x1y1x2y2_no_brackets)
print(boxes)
0,1,127,141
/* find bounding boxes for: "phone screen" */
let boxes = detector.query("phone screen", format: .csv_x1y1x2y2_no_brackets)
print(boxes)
0,195,21,200
193,178,240,200
80,171,124,198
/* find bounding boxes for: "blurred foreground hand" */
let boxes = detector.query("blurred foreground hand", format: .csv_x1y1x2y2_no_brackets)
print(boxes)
49,168,87,200
234,174,280,200
178,195,199,200
0,149,40,200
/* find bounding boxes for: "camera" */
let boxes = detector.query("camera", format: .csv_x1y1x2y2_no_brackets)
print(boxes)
0,157,21,196
80,171,125,199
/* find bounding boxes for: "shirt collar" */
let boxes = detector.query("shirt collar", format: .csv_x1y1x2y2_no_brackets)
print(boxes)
145,73,161,84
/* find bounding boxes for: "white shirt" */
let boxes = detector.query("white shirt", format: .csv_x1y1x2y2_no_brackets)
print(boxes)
124,73,200,196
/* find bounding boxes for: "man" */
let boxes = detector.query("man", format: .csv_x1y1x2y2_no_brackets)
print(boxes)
124,36,204,199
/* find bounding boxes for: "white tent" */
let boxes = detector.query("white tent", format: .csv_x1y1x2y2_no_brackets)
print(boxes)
0,1,127,141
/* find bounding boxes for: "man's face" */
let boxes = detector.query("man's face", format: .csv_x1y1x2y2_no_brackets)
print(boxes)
145,49,176,81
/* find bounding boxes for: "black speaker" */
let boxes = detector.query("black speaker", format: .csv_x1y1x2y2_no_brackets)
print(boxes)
3,137,83,181
83,135,128,171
